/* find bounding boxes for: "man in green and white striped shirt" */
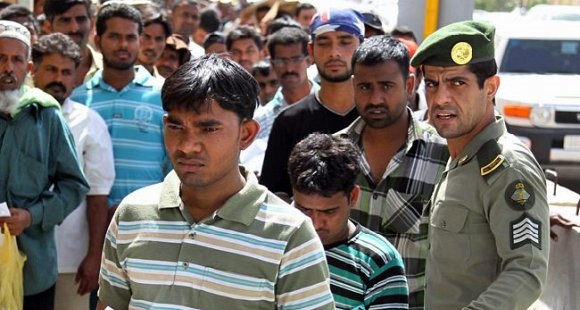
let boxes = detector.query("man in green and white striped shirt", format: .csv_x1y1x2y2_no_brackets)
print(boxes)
97,54,334,310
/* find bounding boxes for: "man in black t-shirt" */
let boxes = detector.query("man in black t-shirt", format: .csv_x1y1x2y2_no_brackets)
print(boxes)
260,8,364,199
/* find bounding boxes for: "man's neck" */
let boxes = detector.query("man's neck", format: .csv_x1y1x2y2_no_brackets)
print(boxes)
281,80,311,105
362,109,410,143
102,66,135,92
319,79,354,114
180,170,246,222
137,60,155,76
76,46,94,86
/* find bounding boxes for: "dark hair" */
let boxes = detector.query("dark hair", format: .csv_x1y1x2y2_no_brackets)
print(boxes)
288,133,360,197
43,0,92,21
265,15,301,36
226,25,263,51
251,58,272,77
390,25,417,43
0,3,11,11
199,7,221,33
267,26,308,59
295,2,315,18
162,54,259,120
468,59,498,89
0,5,39,35
32,32,82,68
171,0,198,11
96,3,143,36
134,2,171,37
203,31,226,50
255,5,271,19
352,35,410,81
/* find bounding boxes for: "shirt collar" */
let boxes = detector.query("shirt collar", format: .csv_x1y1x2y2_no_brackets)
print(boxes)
84,65,157,90
159,167,268,226
449,115,507,169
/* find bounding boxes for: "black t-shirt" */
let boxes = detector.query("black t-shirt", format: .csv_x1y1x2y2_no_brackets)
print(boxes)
260,92,359,195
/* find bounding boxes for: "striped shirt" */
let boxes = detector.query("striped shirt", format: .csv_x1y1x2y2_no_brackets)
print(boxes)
70,66,170,206
336,110,449,309
99,168,335,310
326,222,409,309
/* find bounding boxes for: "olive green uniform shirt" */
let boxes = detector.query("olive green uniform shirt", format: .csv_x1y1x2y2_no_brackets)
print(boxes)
425,116,549,309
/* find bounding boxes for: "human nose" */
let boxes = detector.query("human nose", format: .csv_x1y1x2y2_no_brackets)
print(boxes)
177,131,203,154
310,212,324,230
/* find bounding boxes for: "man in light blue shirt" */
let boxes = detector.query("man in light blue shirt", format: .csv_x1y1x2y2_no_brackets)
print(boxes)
70,3,170,208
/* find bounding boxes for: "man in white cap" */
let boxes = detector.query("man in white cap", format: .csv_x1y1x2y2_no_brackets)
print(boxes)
0,20,89,310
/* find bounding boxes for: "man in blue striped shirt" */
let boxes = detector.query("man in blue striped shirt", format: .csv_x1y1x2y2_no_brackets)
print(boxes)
289,133,409,309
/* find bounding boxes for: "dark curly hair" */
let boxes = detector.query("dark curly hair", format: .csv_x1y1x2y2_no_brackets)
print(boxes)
32,33,82,68
288,133,360,197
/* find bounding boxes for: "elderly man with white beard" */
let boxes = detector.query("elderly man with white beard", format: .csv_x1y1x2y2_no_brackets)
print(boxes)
0,20,89,310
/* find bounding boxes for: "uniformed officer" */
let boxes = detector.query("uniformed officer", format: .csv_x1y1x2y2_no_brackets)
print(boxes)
411,21,549,309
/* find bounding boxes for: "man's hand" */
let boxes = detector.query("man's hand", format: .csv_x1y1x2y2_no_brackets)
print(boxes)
550,213,580,241
0,208,32,236
75,253,101,295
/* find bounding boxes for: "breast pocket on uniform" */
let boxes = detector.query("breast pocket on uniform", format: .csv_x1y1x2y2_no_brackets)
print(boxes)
430,203,470,260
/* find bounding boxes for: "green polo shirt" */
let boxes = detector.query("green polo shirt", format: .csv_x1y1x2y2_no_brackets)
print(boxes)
99,168,334,309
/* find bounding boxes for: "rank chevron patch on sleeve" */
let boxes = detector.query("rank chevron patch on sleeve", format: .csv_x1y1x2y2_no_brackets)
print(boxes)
510,214,541,250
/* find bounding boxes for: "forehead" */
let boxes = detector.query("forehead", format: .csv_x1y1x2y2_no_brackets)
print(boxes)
174,3,198,14
37,53,76,68
144,23,166,35
299,8,316,16
0,37,28,56
231,38,258,49
168,99,238,120
423,64,472,78
254,71,276,79
273,43,304,55
354,61,404,80
57,3,89,17
293,191,348,210
103,17,139,34
314,30,357,41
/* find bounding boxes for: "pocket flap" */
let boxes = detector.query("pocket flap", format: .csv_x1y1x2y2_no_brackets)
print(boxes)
430,204,468,233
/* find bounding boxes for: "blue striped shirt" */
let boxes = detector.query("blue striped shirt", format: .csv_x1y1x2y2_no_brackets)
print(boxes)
70,66,170,206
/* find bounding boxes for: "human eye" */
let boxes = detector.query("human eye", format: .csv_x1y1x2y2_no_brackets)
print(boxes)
76,16,89,24
202,126,219,133
357,83,371,91
57,17,71,25
451,79,466,86
424,79,437,88
166,121,183,131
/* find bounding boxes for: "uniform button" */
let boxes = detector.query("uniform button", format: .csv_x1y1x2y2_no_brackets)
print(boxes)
189,232,196,239
372,193,378,199
182,262,189,268
427,243,431,250
441,220,446,228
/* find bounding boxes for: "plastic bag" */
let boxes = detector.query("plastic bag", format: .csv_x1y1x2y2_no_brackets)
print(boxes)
0,222,26,310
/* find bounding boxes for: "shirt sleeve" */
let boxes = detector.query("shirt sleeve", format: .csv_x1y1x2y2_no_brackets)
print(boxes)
84,109,115,196
276,220,335,310
259,113,294,196
99,210,132,310
27,109,90,230
468,163,549,309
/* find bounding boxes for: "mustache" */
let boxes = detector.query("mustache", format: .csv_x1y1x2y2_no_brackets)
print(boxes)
282,72,298,78
0,72,17,81
45,81,67,93
324,59,347,66
364,104,388,112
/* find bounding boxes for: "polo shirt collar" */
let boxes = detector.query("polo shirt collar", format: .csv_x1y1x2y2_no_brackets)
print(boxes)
158,167,267,226
84,65,157,90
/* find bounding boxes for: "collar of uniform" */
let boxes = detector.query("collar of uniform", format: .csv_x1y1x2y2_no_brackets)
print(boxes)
84,65,158,90
61,97,74,117
449,114,507,169
158,167,267,227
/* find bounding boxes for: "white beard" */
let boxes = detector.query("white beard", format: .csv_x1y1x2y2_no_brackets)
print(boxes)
0,89,22,115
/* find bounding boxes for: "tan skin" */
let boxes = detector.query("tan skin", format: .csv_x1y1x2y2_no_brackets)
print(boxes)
353,62,415,184
423,65,499,158
293,187,360,245
95,17,140,91
271,43,312,104
98,102,259,309
0,39,33,234
32,53,109,295
309,31,360,114
48,3,95,86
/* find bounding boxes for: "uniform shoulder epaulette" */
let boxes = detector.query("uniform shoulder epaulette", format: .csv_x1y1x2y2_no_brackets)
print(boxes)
477,139,507,182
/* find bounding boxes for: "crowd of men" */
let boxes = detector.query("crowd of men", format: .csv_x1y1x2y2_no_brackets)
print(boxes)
0,0,576,309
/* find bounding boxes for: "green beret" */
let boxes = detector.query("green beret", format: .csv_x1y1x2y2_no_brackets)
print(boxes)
410,20,495,67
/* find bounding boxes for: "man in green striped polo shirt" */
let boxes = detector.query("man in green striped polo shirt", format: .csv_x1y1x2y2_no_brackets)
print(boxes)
288,133,409,309
97,54,334,310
